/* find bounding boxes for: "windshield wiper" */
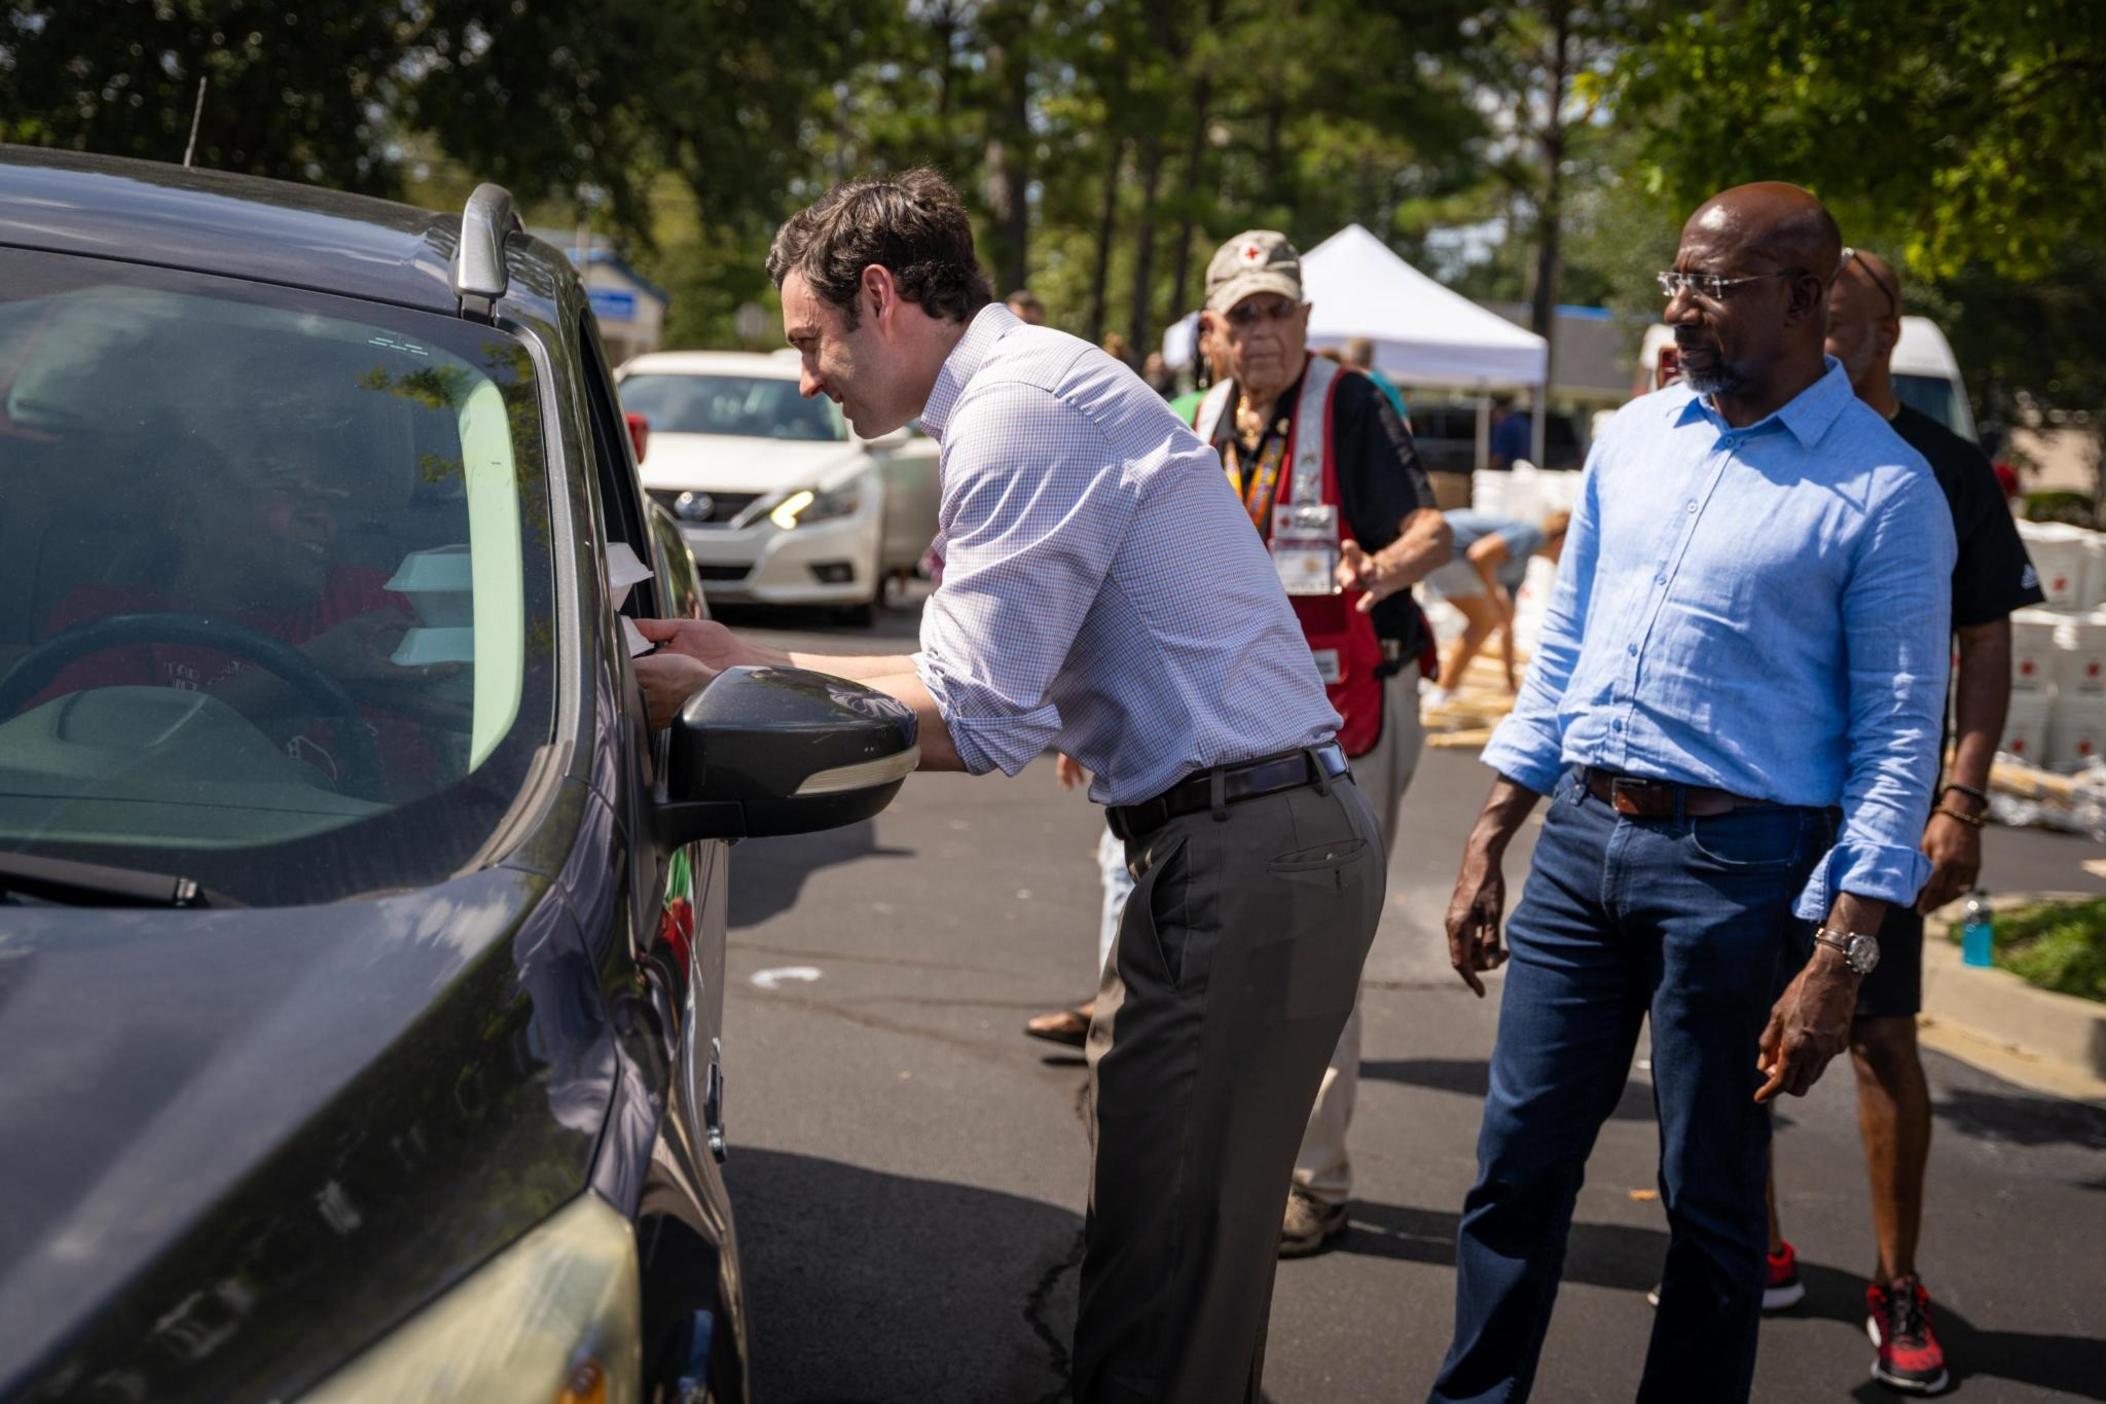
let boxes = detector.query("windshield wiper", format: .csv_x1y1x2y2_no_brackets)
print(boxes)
0,852,234,908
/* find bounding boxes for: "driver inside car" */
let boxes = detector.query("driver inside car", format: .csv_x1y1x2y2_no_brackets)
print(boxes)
27,413,450,799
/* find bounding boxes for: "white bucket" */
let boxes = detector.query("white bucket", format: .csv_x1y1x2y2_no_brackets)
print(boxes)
2083,535,2106,611
2016,521,2092,610
2010,606,2061,693
2048,692,2106,773
2056,611,2106,694
2002,689,2052,765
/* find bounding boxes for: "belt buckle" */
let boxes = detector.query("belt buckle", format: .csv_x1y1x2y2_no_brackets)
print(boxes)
1608,777,1655,818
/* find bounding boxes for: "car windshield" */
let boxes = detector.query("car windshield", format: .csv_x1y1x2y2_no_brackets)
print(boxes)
618,372,846,442
1895,373,1974,442
0,248,554,905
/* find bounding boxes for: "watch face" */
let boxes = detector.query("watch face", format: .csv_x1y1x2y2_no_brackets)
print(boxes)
1848,934,1881,975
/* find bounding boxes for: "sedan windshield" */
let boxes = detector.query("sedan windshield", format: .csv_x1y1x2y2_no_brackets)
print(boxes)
618,372,846,442
0,249,553,905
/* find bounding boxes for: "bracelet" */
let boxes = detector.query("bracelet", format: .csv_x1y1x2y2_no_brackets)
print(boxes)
1934,803,1986,829
1942,781,1990,806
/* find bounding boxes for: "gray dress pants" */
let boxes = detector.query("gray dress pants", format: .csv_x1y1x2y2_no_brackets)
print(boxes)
1074,766,1385,1403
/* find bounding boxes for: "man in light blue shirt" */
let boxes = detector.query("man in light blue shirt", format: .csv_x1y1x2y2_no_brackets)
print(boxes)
636,170,1390,1404
1428,184,1954,1404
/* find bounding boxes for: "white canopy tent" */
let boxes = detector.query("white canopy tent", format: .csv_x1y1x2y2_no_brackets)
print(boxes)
1301,224,1547,389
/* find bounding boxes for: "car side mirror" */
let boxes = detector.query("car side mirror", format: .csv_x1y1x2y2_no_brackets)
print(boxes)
655,666,918,845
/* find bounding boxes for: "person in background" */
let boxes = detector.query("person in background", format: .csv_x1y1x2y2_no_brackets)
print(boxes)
1422,508,1570,703
1004,288,1046,325
1141,351,1176,397
1192,229,1451,1257
636,170,1384,1402
1487,392,1532,470
1430,183,1953,1404
1744,245,2042,1397
1101,330,1134,368
1343,335,1411,431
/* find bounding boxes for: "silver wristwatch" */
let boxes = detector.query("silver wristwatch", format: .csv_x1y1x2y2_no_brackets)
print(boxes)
1814,926,1880,975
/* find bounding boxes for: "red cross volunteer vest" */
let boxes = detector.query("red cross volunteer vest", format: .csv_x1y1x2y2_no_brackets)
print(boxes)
1194,358,1386,757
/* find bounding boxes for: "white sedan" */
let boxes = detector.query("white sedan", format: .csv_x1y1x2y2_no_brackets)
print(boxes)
614,350,941,624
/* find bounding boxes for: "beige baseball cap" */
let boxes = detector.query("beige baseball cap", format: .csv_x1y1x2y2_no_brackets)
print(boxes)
1205,230,1304,314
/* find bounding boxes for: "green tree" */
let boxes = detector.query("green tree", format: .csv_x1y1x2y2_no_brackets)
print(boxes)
0,0,413,192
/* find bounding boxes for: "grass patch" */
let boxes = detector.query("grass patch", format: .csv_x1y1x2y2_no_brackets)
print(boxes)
1956,898,2106,1002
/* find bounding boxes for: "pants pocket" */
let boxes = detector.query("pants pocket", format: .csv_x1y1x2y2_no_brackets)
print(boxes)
1687,808,1809,871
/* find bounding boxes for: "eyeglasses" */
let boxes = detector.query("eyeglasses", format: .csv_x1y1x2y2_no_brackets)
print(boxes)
1223,297,1302,328
1656,268,1810,304
1843,246,1900,319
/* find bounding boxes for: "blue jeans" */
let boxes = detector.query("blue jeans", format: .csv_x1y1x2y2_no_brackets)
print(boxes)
1429,768,1828,1404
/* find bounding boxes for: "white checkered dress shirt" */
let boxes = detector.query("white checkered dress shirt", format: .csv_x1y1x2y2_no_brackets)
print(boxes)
914,303,1338,807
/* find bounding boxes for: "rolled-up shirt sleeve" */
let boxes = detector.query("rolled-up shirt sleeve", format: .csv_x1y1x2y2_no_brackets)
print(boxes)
1794,467,1955,920
915,382,1137,777
1480,453,1603,796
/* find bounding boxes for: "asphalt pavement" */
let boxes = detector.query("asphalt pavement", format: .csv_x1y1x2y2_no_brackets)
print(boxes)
713,600,2106,1404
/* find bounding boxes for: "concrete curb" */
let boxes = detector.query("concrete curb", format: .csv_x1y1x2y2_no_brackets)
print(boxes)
1921,897,2106,1102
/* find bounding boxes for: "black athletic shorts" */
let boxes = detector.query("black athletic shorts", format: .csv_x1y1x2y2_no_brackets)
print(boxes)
1854,903,1925,1021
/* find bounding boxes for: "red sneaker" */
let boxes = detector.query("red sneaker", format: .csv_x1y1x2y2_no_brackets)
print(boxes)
1762,1240,1806,1312
1866,1274,1950,1394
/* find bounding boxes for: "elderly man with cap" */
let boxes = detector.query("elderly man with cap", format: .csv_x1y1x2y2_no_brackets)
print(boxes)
1189,230,1452,1255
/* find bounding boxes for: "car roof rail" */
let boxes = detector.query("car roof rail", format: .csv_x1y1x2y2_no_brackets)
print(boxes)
453,183,520,321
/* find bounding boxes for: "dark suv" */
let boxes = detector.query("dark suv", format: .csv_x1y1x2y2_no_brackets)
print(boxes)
0,147,916,1402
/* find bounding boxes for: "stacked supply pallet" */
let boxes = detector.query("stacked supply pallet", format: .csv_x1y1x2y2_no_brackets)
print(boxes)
2011,520,2106,773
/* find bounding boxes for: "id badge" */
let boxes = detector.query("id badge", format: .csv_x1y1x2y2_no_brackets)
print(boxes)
1272,503,1341,596
1311,647,1342,684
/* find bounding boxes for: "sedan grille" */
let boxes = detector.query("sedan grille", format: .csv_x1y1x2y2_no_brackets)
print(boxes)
650,488,761,527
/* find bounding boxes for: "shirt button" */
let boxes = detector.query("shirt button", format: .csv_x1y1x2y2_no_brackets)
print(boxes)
1655,574,1667,586
1627,643,1638,656
1685,500,1697,514
1612,719,1624,731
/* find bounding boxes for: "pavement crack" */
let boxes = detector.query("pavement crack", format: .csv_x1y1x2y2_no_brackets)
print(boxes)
1024,1226,1086,1403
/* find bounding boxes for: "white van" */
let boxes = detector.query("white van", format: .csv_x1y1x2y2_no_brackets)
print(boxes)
1634,316,1976,442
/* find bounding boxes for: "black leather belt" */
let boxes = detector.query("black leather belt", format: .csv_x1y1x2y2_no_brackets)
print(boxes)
1107,744,1350,842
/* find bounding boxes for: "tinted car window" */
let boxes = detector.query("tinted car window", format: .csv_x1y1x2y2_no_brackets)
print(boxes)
1895,373,1972,442
0,249,554,904
619,372,846,442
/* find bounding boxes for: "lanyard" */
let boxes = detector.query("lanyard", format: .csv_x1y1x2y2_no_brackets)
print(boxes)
1224,413,1293,535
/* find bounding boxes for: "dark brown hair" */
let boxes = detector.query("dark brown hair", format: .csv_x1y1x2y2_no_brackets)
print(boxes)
766,169,993,329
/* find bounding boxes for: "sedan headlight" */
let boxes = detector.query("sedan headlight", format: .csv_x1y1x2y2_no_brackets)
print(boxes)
769,478,864,529
299,1193,640,1404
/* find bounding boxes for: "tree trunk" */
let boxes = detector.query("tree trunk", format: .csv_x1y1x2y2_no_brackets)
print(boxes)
1528,1,1574,466
1086,135,1125,345
1164,0,1221,320
982,18,1032,294
1127,131,1166,363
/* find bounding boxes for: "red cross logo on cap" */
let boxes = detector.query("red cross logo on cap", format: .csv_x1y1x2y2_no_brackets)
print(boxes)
1238,241,1266,266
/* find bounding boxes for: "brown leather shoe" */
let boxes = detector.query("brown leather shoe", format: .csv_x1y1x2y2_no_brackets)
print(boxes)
1023,1000,1094,1048
1280,1186,1348,1258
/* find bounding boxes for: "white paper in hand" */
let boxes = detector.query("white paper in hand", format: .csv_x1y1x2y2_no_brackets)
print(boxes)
605,542,653,609
620,615,655,658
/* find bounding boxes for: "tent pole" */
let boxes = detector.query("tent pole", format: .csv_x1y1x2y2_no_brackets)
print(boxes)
1531,385,1548,469
1475,389,1490,475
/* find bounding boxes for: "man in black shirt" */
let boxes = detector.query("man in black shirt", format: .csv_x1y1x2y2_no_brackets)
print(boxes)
1770,247,2042,1394
1190,230,1451,1255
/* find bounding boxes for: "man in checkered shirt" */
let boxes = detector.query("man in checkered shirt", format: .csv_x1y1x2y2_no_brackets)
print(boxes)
635,169,1386,1403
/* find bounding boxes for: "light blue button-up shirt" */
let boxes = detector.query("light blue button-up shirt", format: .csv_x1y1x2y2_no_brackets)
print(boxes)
913,304,1339,806
1482,360,1955,919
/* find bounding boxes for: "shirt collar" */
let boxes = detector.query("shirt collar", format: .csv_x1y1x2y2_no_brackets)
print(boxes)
1674,355,1856,449
920,302,1018,442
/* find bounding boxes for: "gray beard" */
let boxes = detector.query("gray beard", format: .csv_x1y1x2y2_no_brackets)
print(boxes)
1683,361,1752,398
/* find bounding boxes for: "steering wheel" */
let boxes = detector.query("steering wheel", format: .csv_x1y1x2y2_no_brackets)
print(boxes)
0,612,386,799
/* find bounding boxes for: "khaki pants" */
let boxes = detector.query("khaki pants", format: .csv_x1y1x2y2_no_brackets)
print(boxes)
1293,671,1423,1206
1078,768,1385,1402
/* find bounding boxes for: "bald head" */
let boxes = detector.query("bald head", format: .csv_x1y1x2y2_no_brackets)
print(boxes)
1685,182,1844,284
1827,248,1905,403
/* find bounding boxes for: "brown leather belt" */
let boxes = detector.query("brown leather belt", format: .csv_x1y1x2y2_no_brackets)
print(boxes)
1584,769,1759,819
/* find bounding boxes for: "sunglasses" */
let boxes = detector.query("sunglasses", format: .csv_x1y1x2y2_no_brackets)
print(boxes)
1222,297,1302,328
